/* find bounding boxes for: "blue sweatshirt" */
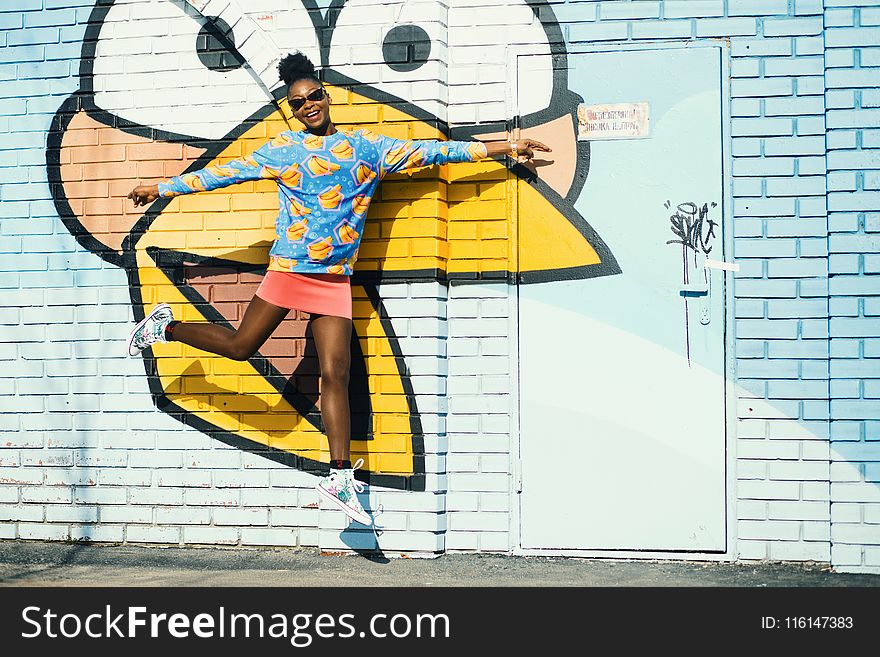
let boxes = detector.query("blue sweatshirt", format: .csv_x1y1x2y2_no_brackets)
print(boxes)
157,129,488,275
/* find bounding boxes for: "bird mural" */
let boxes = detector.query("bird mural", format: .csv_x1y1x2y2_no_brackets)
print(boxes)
47,0,620,491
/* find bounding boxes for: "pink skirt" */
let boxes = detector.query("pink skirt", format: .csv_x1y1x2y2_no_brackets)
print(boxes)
255,271,352,319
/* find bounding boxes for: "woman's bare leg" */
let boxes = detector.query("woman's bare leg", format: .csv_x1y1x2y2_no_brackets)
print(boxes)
309,314,352,462
169,295,289,361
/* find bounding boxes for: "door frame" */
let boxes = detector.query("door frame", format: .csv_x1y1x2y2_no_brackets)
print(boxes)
507,39,738,559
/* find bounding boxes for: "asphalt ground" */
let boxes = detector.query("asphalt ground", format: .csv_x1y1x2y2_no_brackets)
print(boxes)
1,540,878,587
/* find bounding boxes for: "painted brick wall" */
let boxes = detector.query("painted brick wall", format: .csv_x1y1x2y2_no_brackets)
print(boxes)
1,0,879,572
824,1,880,575
442,0,839,564
727,0,833,565
446,282,514,552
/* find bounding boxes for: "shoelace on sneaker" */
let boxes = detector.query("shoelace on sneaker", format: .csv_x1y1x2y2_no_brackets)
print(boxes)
343,458,366,495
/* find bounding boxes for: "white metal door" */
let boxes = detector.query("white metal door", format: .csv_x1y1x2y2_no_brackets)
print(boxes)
517,46,729,551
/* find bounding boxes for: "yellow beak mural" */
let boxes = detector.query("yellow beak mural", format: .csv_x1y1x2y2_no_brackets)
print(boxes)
48,0,620,490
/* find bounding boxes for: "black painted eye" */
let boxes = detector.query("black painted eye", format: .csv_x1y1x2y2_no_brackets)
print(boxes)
382,25,431,73
196,16,245,73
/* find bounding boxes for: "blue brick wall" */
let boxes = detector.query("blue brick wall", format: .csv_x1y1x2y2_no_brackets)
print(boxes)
723,0,832,565
825,1,880,575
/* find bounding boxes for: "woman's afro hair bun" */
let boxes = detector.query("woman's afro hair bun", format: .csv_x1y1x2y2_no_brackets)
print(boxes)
278,52,320,86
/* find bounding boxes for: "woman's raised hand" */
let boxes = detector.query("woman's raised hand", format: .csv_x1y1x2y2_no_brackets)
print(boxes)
128,184,160,207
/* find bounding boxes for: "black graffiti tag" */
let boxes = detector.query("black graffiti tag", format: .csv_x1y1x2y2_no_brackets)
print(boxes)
664,201,718,255
663,199,720,367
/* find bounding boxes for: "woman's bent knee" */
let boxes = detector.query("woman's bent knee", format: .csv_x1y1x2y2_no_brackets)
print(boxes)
227,341,258,361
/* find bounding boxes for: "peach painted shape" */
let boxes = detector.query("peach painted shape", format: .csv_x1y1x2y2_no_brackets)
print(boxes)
473,113,577,199
60,110,206,254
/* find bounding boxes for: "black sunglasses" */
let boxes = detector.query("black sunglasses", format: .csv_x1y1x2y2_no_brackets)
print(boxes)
289,88,326,111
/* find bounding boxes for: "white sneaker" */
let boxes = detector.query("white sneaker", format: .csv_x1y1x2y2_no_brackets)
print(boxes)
127,303,174,356
316,458,371,525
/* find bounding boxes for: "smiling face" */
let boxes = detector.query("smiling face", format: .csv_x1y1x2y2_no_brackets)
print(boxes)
288,79,333,134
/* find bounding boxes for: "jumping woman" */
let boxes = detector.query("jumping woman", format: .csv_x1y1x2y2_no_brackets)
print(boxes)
126,52,550,526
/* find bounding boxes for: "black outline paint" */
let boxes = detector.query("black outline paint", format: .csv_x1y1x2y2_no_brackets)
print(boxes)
47,0,622,491
318,0,619,280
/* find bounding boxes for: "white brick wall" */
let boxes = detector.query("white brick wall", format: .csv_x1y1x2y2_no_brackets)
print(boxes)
446,282,512,552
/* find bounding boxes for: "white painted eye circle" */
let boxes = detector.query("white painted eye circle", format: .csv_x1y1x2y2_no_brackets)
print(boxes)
90,0,272,139
327,0,554,126
327,0,447,122
448,0,554,124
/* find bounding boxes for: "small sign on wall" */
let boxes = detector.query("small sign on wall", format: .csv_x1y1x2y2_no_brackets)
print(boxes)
576,102,650,141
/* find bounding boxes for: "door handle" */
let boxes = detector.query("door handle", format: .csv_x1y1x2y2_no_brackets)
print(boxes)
679,265,712,326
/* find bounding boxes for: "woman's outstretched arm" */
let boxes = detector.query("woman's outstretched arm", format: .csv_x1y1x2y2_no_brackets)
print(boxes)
127,138,289,207
374,134,552,179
